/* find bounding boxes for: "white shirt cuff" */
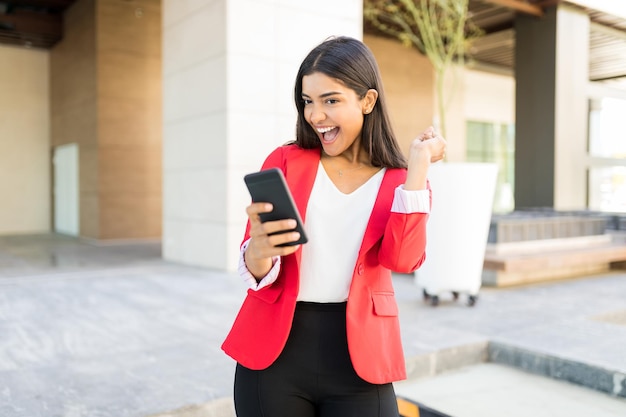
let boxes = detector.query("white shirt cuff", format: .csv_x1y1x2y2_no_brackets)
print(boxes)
391,185,430,214
238,239,281,291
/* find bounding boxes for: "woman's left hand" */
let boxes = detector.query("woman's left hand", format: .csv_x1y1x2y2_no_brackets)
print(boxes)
409,126,447,163
404,126,447,191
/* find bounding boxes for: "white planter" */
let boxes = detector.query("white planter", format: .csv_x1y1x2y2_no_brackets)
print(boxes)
414,162,498,303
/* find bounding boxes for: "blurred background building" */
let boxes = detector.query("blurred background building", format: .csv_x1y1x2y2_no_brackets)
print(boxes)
0,0,625,271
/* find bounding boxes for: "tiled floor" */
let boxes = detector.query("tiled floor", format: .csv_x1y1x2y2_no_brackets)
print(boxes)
0,233,161,277
1,233,625,417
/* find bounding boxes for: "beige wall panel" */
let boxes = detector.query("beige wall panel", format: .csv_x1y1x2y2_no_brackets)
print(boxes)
80,194,100,237
79,145,99,237
50,98,98,147
364,35,435,157
97,52,161,101
0,45,50,234
98,96,162,146
78,145,98,193
97,0,161,56
98,146,161,195
96,0,162,239
97,143,162,239
50,0,97,150
99,195,162,239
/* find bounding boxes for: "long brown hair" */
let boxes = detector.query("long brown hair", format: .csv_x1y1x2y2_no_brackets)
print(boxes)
293,36,407,169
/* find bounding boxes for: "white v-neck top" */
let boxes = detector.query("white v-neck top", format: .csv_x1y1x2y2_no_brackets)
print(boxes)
297,163,386,302
238,164,431,293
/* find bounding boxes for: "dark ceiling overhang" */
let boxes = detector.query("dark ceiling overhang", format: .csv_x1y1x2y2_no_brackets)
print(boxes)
1,0,625,88
364,0,626,87
470,0,626,82
0,0,76,49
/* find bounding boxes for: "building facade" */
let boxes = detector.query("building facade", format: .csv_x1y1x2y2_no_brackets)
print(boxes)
0,0,624,271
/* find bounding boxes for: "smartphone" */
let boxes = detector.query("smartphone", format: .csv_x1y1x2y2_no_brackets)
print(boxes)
244,168,308,246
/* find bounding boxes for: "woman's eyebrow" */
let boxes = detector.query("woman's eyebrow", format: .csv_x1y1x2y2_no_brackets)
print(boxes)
301,91,343,98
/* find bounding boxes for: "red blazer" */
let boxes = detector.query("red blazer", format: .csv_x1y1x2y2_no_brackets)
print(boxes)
221,145,429,384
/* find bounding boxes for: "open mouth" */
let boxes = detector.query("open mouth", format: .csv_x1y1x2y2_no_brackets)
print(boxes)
317,126,339,142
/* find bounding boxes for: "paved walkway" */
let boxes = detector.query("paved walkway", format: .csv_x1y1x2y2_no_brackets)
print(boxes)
395,363,626,417
0,234,625,417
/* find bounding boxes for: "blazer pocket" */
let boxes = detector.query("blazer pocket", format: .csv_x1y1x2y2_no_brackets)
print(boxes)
247,284,283,304
371,291,399,317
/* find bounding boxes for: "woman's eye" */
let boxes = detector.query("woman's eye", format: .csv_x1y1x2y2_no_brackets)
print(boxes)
325,99,338,104
302,99,312,105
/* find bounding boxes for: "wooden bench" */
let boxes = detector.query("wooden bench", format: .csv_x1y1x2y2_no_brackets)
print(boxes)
482,235,626,287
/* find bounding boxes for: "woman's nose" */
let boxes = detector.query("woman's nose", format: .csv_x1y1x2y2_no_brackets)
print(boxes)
308,106,326,124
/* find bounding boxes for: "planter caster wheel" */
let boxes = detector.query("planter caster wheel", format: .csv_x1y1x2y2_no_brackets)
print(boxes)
452,291,459,301
430,295,440,307
422,289,431,301
467,295,478,307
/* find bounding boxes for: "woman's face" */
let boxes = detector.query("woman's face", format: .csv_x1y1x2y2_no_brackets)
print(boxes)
301,72,374,158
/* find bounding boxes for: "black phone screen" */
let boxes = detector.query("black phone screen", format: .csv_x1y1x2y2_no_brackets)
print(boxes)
244,168,308,246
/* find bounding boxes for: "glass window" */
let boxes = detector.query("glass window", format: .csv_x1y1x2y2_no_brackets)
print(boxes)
466,121,515,213
589,98,626,158
589,167,626,212
588,97,626,213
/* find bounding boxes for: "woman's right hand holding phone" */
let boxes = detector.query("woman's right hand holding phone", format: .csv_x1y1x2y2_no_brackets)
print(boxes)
244,202,301,279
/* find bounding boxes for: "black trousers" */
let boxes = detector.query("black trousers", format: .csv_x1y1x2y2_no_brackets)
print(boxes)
234,301,400,417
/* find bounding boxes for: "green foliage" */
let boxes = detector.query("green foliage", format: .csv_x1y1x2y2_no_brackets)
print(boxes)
364,0,483,137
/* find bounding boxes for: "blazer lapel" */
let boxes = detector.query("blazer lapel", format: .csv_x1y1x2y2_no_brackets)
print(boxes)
284,147,320,222
283,147,320,268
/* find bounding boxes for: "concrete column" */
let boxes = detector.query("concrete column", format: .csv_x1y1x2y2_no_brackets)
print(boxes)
514,4,589,210
162,0,362,271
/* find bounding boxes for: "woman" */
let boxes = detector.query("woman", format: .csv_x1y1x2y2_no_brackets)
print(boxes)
222,36,446,417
